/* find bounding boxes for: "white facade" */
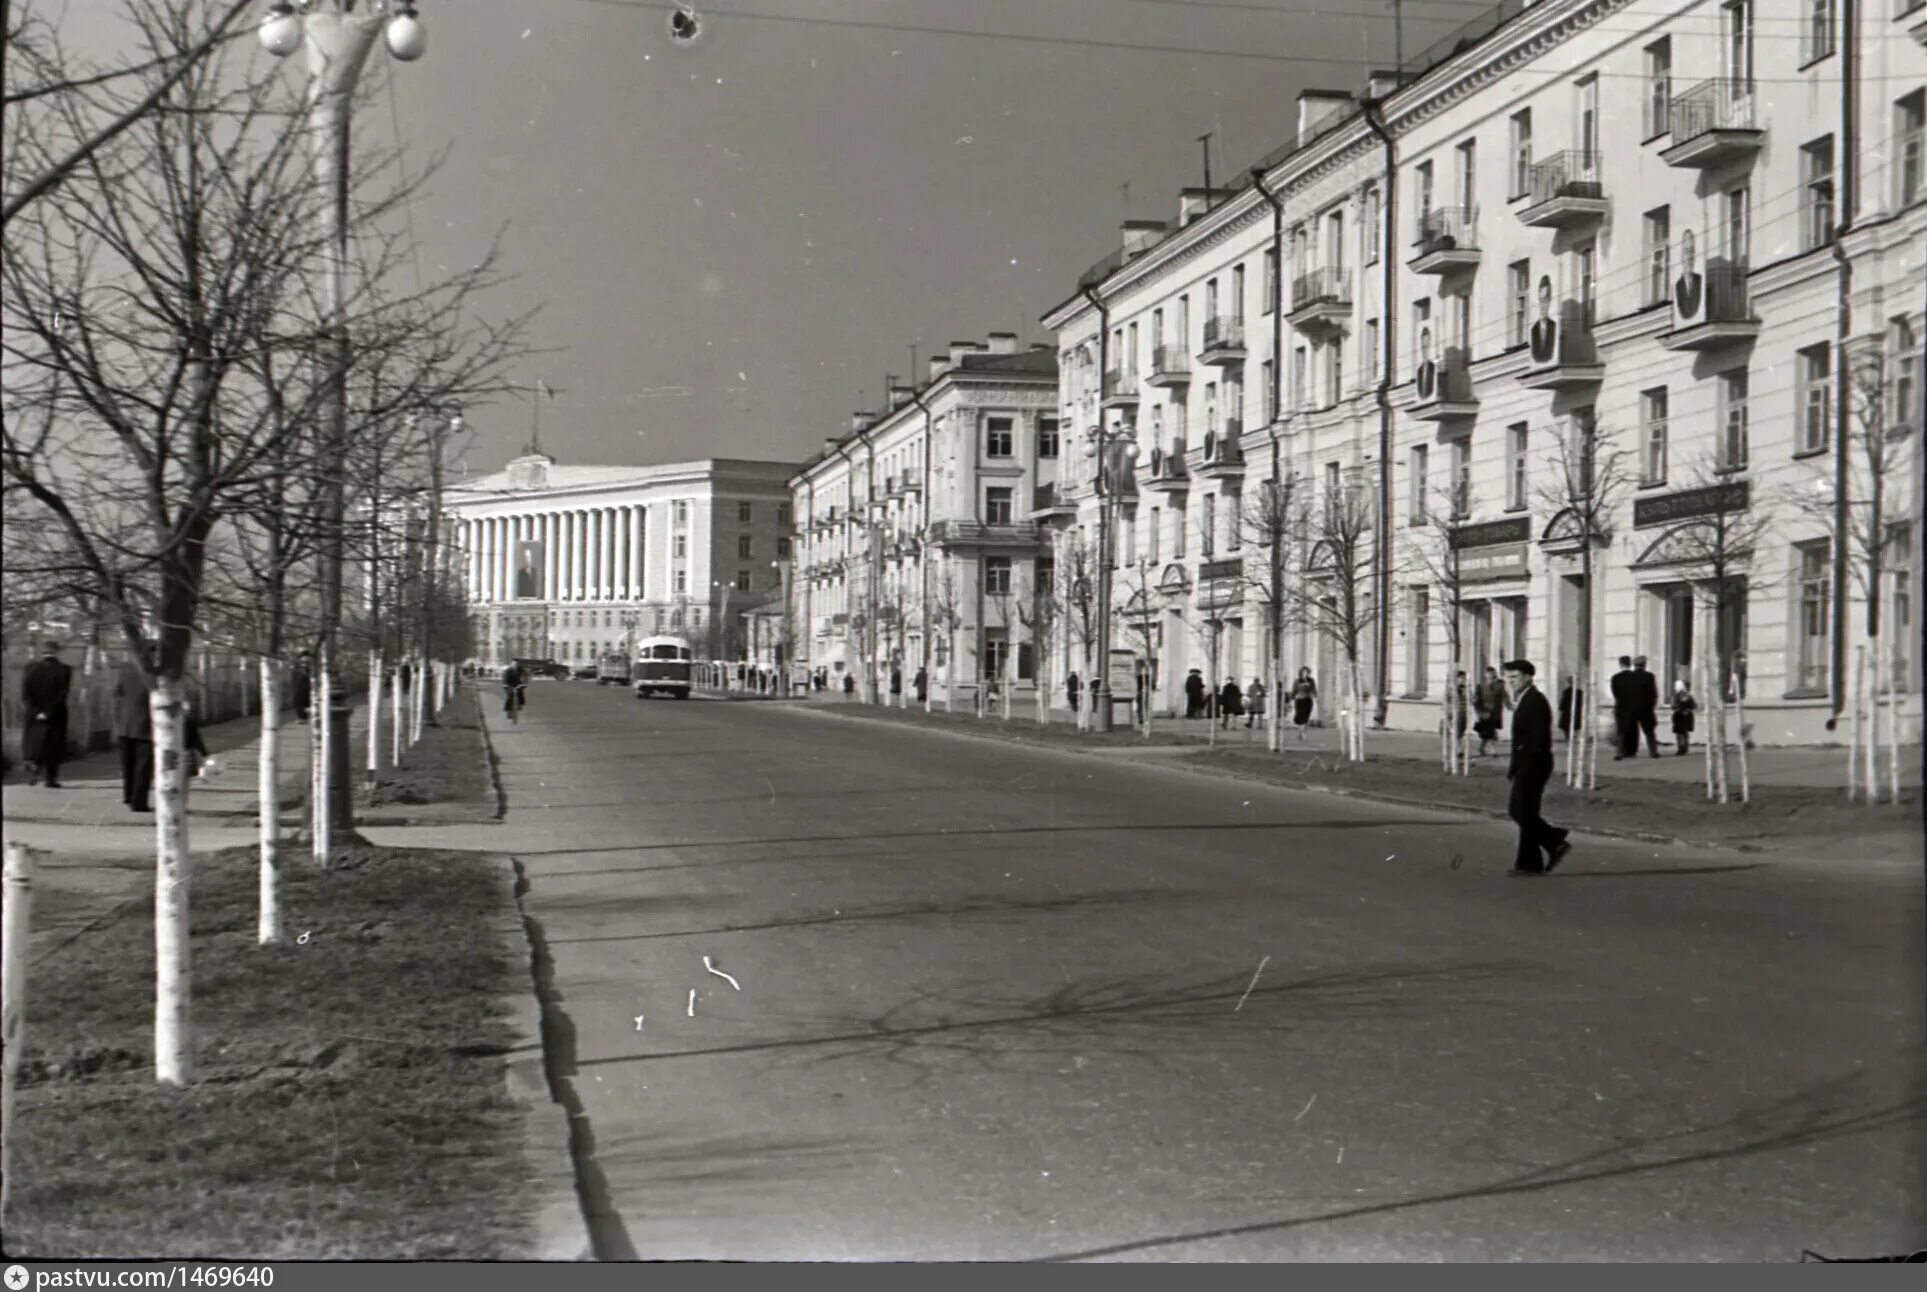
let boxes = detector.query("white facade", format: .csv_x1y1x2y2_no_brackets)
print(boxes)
446,454,796,666
1043,0,1924,742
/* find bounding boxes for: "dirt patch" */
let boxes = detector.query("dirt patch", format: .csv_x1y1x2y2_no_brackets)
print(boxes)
356,704,491,816
4,841,533,1259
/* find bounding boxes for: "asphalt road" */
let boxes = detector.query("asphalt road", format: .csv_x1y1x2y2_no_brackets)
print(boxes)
423,683,1924,1261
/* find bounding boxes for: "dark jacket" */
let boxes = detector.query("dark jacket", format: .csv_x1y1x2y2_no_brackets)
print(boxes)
23,656,73,719
1671,694,1697,733
1631,667,1659,714
1508,685,1554,780
1219,682,1243,715
114,662,152,741
1609,668,1633,713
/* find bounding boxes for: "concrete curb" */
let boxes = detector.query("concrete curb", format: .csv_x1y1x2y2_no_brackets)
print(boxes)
791,702,1780,857
476,693,595,1262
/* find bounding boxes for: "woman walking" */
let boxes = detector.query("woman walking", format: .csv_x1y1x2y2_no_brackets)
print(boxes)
1671,679,1697,755
1290,667,1317,740
1217,678,1243,730
1244,677,1266,730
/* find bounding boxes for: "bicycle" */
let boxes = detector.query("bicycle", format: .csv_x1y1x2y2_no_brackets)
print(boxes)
503,683,526,724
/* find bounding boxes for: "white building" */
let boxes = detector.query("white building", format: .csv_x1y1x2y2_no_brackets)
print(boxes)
789,334,1060,703
446,453,797,667
1043,0,1923,742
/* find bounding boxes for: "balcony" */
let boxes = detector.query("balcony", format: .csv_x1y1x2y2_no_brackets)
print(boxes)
1410,206,1481,274
928,518,1040,549
1659,263,1760,351
1408,350,1479,421
1102,367,1140,408
1029,481,1078,519
1288,268,1352,337
1195,422,1246,478
1661,80,1764,170
1516,151,1608,227
1145,344,1193,388
1198,315,1247,366
1517,311,1604,390
1143,441,1190,493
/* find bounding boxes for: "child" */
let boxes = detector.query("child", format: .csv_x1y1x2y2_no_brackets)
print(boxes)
1671,679,1697,756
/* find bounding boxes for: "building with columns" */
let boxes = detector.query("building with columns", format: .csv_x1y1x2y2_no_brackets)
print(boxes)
446,452,797,668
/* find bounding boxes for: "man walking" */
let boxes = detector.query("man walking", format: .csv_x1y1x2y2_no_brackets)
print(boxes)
1632,655,1662,756
1473,666,1508,757
115,644,156,812
1065,670,1080,714
1504,659,1571,876
1609,655,1637,759
21,639,74,788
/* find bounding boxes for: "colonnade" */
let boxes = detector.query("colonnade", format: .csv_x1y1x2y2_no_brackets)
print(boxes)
460,505,648,604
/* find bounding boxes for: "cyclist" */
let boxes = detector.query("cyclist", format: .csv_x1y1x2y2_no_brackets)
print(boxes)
502,661,526,722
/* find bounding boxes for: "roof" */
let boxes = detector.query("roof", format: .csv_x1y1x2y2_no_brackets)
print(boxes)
449,457,798,499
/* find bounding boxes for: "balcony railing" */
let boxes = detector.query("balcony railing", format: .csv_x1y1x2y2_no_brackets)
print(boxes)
1417,350,1477,405
1415,205,1479,254
1699,264,1753,321
1149,344,1192,381
1525,150,1604,206
1202,315,1244,351
1031,482,1075,512
1669,78,1756,143
1291,267,1352,311
1103,367,1139,401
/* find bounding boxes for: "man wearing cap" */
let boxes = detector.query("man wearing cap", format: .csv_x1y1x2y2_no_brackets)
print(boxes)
1631,654,1662,756
20,639,74,788
1503,659,1571,876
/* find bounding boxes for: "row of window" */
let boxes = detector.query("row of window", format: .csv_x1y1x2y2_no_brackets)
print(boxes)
981,416,1060,460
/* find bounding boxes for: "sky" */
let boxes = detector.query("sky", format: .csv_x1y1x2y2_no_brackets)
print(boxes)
54,0,1487,475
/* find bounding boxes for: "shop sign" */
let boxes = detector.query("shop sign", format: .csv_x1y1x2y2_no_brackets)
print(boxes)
1107,649,1138,697
1460,542,1531,582
1448,516,1530,550
1633,480,1750,529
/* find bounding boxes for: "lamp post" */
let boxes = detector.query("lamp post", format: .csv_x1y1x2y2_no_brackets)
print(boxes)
260,0,426,862
408,403,463,729
1083,420,1140,733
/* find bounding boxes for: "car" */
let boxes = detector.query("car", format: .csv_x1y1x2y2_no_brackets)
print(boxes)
513,657,570,681
572,664,599,680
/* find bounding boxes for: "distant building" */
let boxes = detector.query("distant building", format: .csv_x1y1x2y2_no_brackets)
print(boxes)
446,453,797,666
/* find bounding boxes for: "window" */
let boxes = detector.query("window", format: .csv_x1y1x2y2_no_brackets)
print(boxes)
1363,188,1381,264
1507,423,1528,510
1201,493,1216,558
1324,460,1341,505
1205,278,1219,321
673,500,689,527
1292,347,1308,411
1508,260,1531,346
1645,37,1672,138
1038,417,1060,458
985,487,1014,524
1326,209,1346,274
1127,322,1140,376
777,503,791,526
673,533,688,559
1724,187,1750,263
984,557,1012,595
1412,298,1431,377
674,569,688,594
1261,359,1277,421
738,535,754,559
985,417,1014,458
1644,207,1671,305
1450,437,1471,517
1577,75,1599,161
1413,161,1434,239
1226,489,1242,551
1262,248,1278,313
1205,380,1219,432
1795,540,1830,691
1124,515,1136,563
738,502,753,524
735,569,751,592
1899,91,1925,207
1232,265,1246,320
1456,139,1476,210
1509,110,1532,198
1803,136,1835,251
1409,443,1429,524
1802,0,1834,63
1364,320,1380,382
1725,0,1755,87
1409,587,1431,696
1576,242,1597,327
1797,344,1832,454
1641,387,1669,484
1888,523,1914,684
1453,294,1472,356
776,536,791,558
1176,295,1189,347
1328,348,1344,406
1892,317,1921,434
1720,369,1750,469
1151,308,1164,349
1173,500,1188,557
1149,506,1161,561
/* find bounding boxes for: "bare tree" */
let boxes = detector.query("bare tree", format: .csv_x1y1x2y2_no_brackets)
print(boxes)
1291,469,1376,761
1055,533,1099,729
1403,476,1481,774
1111,551,1163,738
1015,561,1060,727
1230,474,1301,751
928,558,965,714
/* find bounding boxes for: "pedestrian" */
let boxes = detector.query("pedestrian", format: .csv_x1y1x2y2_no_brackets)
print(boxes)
1557,676,1584,743
1474,666,1507,756
1066,670,1080,713
914,666,928,704
1609,655,1637,759
842,671,855,698
1290,666,1317,739
1632,654,1662,756
20,639,74,788
1671,678,1697,755
1244,677,1265,729
1217,678,1243,729
501,660,525,715
115,644,156,812
1451,669,1470,747
1503,659,1571,876
1184,668,1206,719
890,666,903,700
291,659,312,722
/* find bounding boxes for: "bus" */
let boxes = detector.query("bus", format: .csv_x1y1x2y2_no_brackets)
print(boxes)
633,636,693,699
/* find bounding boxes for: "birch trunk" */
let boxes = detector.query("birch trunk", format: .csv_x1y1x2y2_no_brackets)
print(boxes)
1886,631,1901,807
1850,644,1865,804
1711,658,1730,805
365,652,382,783
1702,658,1716,801
3,841,35,1222
313,662,333,863
1732,670,1751,804
258,661,283,946
1036,656,1049,727
391,660,404,766
151,675,192,1086
1864,638,1881,805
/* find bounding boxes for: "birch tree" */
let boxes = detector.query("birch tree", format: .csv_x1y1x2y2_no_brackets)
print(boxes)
1403,477,1480,775
1292,470,1376,761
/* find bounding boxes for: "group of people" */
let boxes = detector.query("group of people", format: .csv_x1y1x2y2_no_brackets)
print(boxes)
1610,654,1697,758
17,639,212,811
1057,666,1321,735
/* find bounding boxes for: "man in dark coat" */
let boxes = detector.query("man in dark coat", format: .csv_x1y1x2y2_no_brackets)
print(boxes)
1184,668,1207,719
21,639,74,787
1631,654,1662,756
1504,659,1571,876
115,645,156,812
1609,655,1637,759
1065,671,1080,713
914,666,928,704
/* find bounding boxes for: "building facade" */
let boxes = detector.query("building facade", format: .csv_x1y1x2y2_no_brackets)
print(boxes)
446,453,797,667
1041,0,1923,742
789,335,1060,702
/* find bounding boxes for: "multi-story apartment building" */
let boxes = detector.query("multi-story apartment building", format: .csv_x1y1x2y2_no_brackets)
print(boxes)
789,335,1059,701
446,452,796,667
1044,0,1923,742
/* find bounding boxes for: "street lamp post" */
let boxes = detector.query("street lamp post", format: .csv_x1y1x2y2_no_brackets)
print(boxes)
1084,421,1140,734
410,404,463,730
260,0,426,863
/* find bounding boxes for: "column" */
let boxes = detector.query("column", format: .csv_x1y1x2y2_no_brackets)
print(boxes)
498,517,513,604
630,505,646,601
543,512,559,602
484,518,497,603
573,510,588,602
617,507,632,601
558,512,572,602
602,508,617,600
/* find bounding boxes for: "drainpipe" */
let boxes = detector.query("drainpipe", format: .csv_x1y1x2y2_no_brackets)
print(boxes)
1255,167,1289,701
1361,96,1398,728
1081,283,1118,731
909,386,936,707
1826,0,1859,727
803,477,816,684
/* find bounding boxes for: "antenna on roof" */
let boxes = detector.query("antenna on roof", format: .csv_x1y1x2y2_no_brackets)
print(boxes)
1197,131,1214,209
529,378,564,458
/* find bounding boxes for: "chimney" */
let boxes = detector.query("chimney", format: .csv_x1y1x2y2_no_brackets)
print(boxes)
927,356,949,383
986,332,1019,356
1121,219,1166,258
1177,187,1235,227
823,438,840,455
949,340,985,366
851,412,872,434
1365,70,1403,101
1296,89,1353,144
889,384,915,408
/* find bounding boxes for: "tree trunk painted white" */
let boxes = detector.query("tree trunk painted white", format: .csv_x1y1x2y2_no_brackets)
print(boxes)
1885,631,1901,807
258,661,283,947
1001,656,1012,722
390,658,404,767
366,652,383,782
150,675,193,1086
1864,637,1881,805
3,841,35,1223
1702,658,1716,801
1850,644,1866,804
1710,657,1729,805
313,662,333,863
1731,670,1751,804
1036,654,1049,727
